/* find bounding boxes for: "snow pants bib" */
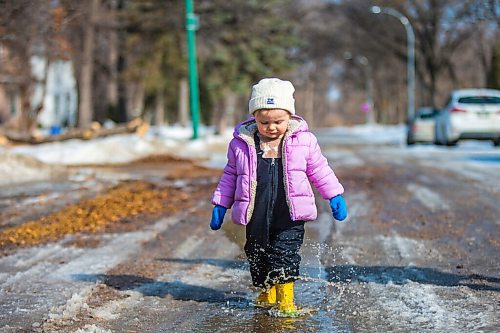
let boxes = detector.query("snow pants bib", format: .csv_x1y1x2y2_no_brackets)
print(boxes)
244,133,305,289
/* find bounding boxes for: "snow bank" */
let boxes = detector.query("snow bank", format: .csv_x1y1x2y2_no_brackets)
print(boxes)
8,125,232,166
10,134,174,166
0,150,66,187
316,123,406,145
0,124,233,186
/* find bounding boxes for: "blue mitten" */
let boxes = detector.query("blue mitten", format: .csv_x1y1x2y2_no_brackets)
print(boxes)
329,195,348,221
210,205,227,230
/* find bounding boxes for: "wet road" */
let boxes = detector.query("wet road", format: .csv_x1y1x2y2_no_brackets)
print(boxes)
0,135,499,332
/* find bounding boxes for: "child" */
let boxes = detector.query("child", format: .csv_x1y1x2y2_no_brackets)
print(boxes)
210,78,348,315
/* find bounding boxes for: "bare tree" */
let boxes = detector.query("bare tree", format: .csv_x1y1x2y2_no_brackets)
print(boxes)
0,0,54,132
78,0,99,127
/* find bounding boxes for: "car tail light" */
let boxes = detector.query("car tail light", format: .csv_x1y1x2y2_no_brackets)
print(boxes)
450,107,467,113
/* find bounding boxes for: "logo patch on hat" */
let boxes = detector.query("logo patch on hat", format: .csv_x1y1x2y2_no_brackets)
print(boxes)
266,97,275,105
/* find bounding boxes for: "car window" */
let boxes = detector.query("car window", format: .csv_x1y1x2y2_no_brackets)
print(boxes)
418,112,437,119
458,96,500,104
416,108,439,119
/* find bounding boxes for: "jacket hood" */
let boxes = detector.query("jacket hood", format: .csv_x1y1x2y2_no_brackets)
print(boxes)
233,115,309,144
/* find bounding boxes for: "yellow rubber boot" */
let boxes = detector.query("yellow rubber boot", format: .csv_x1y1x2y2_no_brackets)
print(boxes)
276,282,298,315
254,285,276,307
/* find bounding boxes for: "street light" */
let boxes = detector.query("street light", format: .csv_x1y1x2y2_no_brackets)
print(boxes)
371,5,415,120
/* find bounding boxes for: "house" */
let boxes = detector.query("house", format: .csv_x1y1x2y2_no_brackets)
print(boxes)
0,43,77,131
32,55,78,129
0,43,21,127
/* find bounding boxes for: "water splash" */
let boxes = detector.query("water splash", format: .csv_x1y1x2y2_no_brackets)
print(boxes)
296,275,349,308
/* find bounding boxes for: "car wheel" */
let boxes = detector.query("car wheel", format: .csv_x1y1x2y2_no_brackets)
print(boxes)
435,124,445,145
443,128,457,146
433,125,440,145
444,134,458,146
433,131,441,145
406,133,415,145
446,139,458,146
494,138,500,147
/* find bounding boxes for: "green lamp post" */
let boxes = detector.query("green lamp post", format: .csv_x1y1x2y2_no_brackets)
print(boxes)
185,0,200,139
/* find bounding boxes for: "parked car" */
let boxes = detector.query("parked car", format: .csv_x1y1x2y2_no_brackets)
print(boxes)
406,107,439,145
434,89,500,146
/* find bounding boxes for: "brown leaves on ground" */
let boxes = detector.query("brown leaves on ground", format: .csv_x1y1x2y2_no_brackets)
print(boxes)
0,181,200,252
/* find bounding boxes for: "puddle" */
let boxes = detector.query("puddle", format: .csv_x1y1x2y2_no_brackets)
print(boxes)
195,231,355,332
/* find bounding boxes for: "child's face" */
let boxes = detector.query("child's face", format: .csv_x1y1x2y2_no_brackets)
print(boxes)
254,108,291,140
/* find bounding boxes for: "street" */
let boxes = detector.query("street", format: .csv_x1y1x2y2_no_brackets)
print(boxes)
1,132,499,333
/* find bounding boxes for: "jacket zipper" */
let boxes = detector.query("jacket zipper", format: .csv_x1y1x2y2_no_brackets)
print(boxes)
237,135,257,224
270,158,276,208
281,136,294,220
268,157,278,219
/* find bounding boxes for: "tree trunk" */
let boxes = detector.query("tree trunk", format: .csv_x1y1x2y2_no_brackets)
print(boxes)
487,44,500,89
106,7,118,109
116,0,128,123
18,82,32,133
5,118,147,144
305,80,315,128
212,89,236,135
126,82,144,120
429,68,437,107
211,99,224,135
154,87,165,126
226,91,236,128
178,78,189,127
78,0,99,128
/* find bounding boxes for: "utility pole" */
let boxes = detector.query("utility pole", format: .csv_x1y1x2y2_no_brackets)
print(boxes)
357,56,375,124
185,0,200,139
344,52,376,124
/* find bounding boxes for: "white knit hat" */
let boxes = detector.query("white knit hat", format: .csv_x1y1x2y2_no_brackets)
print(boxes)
248,78,295,115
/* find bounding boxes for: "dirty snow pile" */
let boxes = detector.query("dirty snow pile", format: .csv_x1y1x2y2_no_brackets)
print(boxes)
0,150,66,187
0,124,233,187
9,125,231,166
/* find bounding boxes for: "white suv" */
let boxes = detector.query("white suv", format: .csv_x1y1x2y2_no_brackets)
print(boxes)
434,89,500,146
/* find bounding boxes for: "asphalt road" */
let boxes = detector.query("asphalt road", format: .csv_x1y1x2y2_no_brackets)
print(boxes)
0,135,499,333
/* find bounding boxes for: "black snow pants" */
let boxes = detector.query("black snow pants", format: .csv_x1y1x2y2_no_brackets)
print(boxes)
244,134,305,289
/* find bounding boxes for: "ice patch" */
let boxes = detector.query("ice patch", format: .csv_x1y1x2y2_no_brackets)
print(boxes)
51,231,157,280
173,235,205,258
10,244,82,269
90,291,142,320
324,149,365,167
46,286,93,321
368,282,493,332
407,183,450,211
376,233,427,264
73,324,112,333
344,192,371,219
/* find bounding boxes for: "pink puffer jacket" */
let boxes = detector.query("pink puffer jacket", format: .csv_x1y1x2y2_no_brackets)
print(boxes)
212,115,344,225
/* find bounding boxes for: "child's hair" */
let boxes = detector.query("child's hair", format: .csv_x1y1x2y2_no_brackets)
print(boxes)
249,78,296,115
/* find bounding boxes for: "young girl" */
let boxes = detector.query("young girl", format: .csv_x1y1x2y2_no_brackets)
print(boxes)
210,78,348,315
